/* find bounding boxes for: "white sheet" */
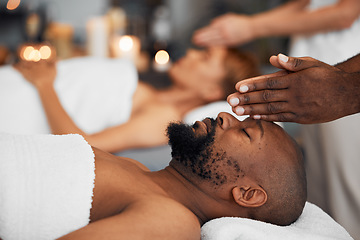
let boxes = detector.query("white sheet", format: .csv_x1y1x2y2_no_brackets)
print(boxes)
201,202,353,240
0,57,138,134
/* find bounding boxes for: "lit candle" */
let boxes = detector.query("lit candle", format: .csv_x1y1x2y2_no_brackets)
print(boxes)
25,13,41,41
19,44,55,62
153,50,171,72
21,46,35,61
7,0,21,10
107,7,126,36
45,23,74,59
86,17,109,57
39,45,52,60
111,35,141,63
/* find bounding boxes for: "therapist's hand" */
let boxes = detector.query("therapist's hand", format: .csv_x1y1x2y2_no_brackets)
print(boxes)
14,59,57,89
227,54,360,124
192,13,255,47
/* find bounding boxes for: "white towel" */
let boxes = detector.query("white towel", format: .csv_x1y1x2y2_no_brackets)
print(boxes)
201,202,353,240
0,133,95,240
0,56,138,134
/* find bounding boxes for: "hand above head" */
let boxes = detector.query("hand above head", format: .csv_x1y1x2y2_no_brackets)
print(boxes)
192,13,255,47
227,54,360,124
13,59,57,89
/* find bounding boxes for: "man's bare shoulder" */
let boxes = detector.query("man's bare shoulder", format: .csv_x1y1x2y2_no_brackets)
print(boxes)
143,197,200,234
59,195,201,240
130,196,201,239
93,147,150,171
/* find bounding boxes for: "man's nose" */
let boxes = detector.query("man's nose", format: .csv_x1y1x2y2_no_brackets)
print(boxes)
217,112,240,130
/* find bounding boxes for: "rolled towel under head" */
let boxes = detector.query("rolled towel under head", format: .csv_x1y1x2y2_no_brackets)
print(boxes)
0,133,95,240
201,202,354,240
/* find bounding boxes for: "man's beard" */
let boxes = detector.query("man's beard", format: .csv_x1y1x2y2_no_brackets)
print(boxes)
166,118,219,180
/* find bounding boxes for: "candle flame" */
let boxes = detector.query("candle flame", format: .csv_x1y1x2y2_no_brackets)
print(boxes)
29,50,41,62
155,50,169,65
39,46,52,60
119,36,134,52
7,0,21,10
23,46,35,61
22,45,53,62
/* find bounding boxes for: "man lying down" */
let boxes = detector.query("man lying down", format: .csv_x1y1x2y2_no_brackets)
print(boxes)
0,112,307,240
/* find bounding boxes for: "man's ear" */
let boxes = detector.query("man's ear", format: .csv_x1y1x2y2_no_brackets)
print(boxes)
232,185,267,207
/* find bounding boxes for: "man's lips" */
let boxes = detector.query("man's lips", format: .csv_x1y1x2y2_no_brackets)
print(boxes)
193,121,206,134
202,118,213,133
193,118,215,135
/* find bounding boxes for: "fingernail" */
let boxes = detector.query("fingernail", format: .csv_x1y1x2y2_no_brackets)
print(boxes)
278,53,289,63
239,85,249,93
253,115,261,120
235,106,245,115
229,97,239,106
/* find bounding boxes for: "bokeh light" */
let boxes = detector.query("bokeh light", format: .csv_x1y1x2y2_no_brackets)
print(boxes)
39,45,52,60
155,50,170,65
7,0,21,10
23,46,35,61
119,35,134,52
21,45,53,62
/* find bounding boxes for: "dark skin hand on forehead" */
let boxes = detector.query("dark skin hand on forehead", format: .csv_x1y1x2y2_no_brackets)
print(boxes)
227,54,360,124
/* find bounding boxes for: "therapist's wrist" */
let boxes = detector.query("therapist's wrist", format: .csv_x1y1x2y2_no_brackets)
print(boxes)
335,54,360,73
250,14,270,39
346,71,360,117
332,71,360,120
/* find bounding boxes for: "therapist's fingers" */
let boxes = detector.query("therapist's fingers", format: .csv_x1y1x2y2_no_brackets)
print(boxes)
234,70,288,93
193,27,216,42
231,102,288,116
229,90,289,115
272,54,322,72
228,88,289,107
230,103,298,122
193,27,226,46
269,55,284,69
268,53,324,73
252,113,297,122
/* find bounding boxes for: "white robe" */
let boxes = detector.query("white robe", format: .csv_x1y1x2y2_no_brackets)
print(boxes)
290,1,360,239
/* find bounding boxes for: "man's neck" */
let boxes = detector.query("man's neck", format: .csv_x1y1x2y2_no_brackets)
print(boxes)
149,163,240,225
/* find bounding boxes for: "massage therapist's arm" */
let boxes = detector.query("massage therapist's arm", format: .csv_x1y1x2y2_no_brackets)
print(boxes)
335,53,360,73
193,0,360,47
227,53,360,124
14,61,171,152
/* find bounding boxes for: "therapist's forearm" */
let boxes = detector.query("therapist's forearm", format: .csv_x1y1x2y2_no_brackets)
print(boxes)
251,0,360,39
36,83,87,136
335,54,360,116
340,55,360,116
336,53,360,73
